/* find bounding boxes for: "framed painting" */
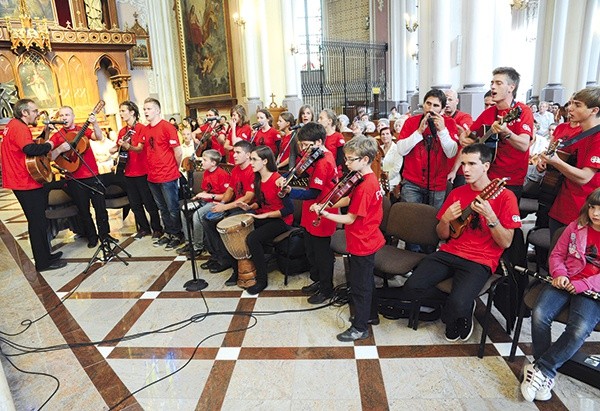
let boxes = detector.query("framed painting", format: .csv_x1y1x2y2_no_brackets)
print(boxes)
17,51,58,111
129,37,152,68
174,0,235,104
0,0,57,23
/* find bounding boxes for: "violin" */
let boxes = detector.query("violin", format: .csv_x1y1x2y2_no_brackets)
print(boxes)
277,145,325,198
195,123,223,156
312,170,363,226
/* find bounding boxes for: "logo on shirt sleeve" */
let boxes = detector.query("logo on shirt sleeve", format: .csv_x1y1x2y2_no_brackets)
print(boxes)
169,139,178,144
522,124,531,133
591,156,600,164
313,177,323,186
512,215,521,222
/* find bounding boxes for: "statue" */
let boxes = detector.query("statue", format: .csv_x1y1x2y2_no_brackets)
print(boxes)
83,0,104,31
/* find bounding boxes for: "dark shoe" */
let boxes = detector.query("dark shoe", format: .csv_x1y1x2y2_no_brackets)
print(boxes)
307,291,332,304
38,259,67,272
165,234,184,250
349,315,380,326
247,281,267,295
301,281,320,295
176,243,191,255
224,274,238,286
209,263,232,273
459,303,476,341
445,320,460,342
186,248,204,260
153,234,171,247
152,230,164,239
134,230,150,240
87,236,98,248
336,326,369,342
201,260,217,270
49,251,63,261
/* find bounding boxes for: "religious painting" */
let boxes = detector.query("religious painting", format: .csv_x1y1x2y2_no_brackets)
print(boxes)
129,37,152,68
175,0,235,104
0,0,57,22
17,52,58,110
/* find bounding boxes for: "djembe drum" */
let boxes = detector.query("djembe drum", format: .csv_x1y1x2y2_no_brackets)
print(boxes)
216,214,257,288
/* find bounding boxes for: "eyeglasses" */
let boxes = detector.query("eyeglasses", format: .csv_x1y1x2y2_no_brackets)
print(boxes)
345,157,361,163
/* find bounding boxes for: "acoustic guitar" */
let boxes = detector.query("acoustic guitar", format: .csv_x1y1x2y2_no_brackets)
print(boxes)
25,121,54,184
537,138,574,207
467,106,522,161
54,101,105,174
113,128,135,175
448,177,508,239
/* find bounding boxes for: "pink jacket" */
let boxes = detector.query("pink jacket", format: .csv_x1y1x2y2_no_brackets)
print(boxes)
549,221,600,294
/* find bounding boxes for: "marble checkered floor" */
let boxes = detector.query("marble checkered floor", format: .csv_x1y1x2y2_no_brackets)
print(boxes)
0,187,598,410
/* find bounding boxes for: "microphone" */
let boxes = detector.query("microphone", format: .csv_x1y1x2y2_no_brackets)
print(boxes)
252,122,263,130
204,116,219,122
43,120,68,125
427,117,437,138
290,123,304,131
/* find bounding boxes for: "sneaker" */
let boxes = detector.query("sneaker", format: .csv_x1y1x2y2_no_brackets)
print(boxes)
152,230,164,239
336,326,369,342
201,260,217,270
445,320,460,342
301,281,320,295
186,248,204,260
176,243,191,255
153,234,171,247
521,363,552,402
349,315,380,326
134,230,150,240
307,291,332,304
535,373,555,401
459,303,476,341
165,235,184,251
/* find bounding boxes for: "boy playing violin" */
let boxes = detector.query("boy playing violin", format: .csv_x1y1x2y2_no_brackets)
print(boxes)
310,136,385,341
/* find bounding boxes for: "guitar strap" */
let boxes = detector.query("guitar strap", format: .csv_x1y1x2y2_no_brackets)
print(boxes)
556,124,600,149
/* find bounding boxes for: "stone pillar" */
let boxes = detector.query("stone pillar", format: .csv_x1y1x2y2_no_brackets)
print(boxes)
281,0,302,116
405,0,418,110
110,74,131,104
241,0,264,116
390,0,409,113
530,0,548,103
541,0,569,103
575,0,597,91
429,0,452,90
585,0,600,88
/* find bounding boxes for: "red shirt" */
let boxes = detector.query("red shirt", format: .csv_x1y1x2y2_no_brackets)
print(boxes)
301,150,339,236
50,125,97,179
471,102,534,186
325,131,346,174
551,122,583,153
143,119,181,184
202,166,230,198
255,172,293,225
229,163,254,200
225,124,252,163
253,127,281,155
398,114,459,190
346,172,385,256
1,118,42,190
278,133,292,164
438,183,521,272
118,123,148,177
452,110,473,131
199,123,225,156
549,129,600,225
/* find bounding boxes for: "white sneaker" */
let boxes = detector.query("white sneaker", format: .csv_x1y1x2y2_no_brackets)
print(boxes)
521,363,552,402
535,374,555,401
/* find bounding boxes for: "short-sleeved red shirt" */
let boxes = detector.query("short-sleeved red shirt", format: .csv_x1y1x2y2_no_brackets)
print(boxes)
1,118,42,190
452,110,474,131
438,183,521,272
50,125,97,179
202,166,230,197
253,127,281,155
301,150,339,236
255,172,293,225
225,124,252,163
346,172,385,256
143,119,181,184
118,123,147,177
278,133,293,164
229,163,254,200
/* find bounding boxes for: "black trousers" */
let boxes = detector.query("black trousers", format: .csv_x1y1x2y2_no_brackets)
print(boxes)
304,232,335,294
246,218,289,283
124,175,162,233
66,177,110,239
14,188,52,270
201,208,244,270
348,253,378,332
402,251,491,325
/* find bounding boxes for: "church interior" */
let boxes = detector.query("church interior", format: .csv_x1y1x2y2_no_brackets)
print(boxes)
0,0,599,409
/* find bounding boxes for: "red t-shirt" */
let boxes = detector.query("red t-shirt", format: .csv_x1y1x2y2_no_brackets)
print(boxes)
552,122,583,153
1,118,42,190
452,110,474,131
229,163,254,200
225,124,252,163
202,166,230,197
549,130,600,225
253,127,281,155
471,102,534,186
118,123,147,177
50,125,97,179
278,133,292,164
438,183,521,272
325,131,346,174
143,119,181,184
255,172,293,225
199,123,225,156
301,150,339,236
346,172,386,256
398,114,459,190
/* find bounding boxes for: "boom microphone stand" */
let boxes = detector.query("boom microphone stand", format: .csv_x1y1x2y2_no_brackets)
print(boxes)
180,174,208,291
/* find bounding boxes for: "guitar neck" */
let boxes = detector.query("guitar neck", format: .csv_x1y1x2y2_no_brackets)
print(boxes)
459,204,473,222
71,120,92,146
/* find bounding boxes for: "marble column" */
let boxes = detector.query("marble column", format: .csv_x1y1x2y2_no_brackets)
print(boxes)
281,0,302,116
530,0,548,104
241,0,264,116
406,0,418,110
389,0,409,113
585,0,600,87
541,0,569,103
429,0,451,91
576,0,597,91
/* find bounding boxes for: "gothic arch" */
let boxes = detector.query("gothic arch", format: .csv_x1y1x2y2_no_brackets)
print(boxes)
94,54,121,76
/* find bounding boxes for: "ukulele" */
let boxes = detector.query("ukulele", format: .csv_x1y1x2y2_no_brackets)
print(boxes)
467,106,522,161
25,111,54,183
113,128,135,175
448,177,508,239
53,101,105,173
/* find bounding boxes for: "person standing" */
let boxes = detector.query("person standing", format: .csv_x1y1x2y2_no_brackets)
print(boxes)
1,99,67,271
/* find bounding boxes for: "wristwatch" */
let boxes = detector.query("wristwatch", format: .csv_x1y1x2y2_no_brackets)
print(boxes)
212,195,216,200
487,220,500,228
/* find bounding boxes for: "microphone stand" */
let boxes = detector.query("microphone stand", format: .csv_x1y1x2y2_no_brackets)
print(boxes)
180,174,208,291
424,117,437,207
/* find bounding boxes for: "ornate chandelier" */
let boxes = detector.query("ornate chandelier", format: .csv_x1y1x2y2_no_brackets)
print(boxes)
5,0,51,52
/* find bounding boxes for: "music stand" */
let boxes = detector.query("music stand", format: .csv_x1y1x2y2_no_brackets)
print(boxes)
180,173,208,291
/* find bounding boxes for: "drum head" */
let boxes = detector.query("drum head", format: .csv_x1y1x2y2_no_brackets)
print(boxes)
217,214,254,233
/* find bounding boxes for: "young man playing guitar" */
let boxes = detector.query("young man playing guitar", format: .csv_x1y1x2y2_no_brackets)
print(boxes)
537,87,600,238
402,143,521,342
1,99,67,271
50,105,110,248
461,67,534,200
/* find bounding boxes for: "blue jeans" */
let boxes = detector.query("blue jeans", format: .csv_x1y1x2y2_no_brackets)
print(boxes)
181,201,213,248
401,180,446,252
148,179,182,235
531,284,600,378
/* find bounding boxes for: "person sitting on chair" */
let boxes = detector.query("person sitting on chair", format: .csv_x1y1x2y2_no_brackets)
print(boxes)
520,188,600,403
402,143,521,342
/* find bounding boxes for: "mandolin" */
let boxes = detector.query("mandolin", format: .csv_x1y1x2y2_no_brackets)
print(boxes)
467,106,522,161
448,177,508,239
54,101,105,173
